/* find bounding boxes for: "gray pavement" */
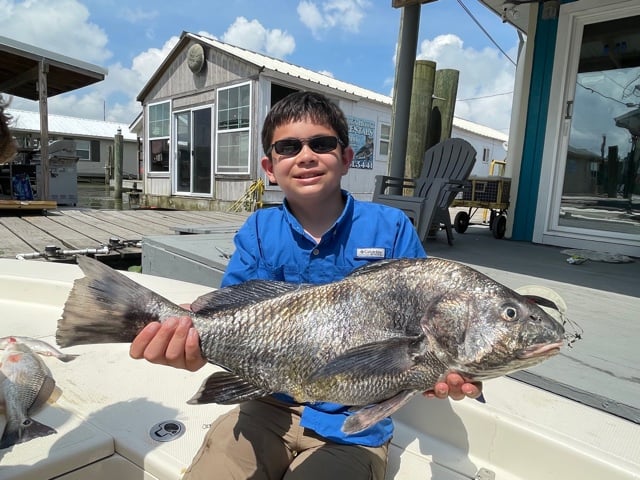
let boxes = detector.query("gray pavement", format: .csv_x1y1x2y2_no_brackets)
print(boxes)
425,222,639,298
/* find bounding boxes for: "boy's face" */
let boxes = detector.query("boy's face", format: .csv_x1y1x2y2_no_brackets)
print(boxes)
261,120,353,205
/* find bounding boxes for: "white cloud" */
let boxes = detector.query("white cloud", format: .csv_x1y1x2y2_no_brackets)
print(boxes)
222,17,295,58
119,7,159,24
0,0,111,64
297,0,370,37
416,34,516,133
297,1,324,34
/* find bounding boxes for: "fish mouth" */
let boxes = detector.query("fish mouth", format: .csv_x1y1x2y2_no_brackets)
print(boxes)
517,341,563,359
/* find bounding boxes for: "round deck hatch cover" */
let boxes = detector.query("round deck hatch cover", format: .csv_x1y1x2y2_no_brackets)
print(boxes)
150,420,186,442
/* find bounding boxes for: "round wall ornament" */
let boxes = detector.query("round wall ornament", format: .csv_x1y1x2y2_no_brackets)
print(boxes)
187,43,205,73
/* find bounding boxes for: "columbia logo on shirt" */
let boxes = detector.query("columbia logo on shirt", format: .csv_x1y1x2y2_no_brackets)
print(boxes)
355,248,386,259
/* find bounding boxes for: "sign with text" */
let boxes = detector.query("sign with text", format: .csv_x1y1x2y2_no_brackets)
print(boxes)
347,116,375,170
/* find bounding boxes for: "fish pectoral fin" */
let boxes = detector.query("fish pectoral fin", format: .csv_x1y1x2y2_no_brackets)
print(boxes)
187,372,270,405
342,390,418,434
307,336,422,382
191,280,308,314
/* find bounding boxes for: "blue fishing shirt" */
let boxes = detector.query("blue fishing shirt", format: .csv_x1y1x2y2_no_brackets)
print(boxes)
220,190,427,447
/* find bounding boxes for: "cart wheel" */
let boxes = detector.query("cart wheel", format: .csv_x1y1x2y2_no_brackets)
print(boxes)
492,214,507,239
454,211,470,233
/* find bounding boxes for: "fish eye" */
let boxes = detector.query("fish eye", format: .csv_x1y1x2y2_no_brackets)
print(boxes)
502,306,518,321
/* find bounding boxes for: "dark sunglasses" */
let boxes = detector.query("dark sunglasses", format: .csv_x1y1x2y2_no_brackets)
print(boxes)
268,136,344,156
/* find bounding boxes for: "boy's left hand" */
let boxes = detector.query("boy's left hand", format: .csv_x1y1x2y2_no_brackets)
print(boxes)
423,373,482,401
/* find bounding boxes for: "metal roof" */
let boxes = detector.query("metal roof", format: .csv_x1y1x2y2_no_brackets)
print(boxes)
138,32,392,105
8,109,137,141
0,35,107,100
453,116,508,141
139,32,506,141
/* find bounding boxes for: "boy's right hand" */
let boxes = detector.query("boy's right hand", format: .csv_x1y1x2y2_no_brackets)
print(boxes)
129,316,206,372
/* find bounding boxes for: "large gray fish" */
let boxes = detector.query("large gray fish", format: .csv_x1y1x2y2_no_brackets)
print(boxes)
0,338,57,449
57,256,565,434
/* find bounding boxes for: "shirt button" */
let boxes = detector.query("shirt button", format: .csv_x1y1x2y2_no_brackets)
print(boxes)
312,249,320,255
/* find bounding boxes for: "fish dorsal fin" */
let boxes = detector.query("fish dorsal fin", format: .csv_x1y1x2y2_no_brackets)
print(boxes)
191,280,308,314
346,259,401,278
186,371,270,405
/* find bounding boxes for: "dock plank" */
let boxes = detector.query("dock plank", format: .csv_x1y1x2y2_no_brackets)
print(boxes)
0,216,65,254
0,208,249,261
101,210,198,230
21,215,100,249
153,209,250,225
54,210,144,242
0,200,57,211
78,210,175,236
0,218,37,256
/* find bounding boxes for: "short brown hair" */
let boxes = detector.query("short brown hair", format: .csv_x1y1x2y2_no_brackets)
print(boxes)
261,91,349,155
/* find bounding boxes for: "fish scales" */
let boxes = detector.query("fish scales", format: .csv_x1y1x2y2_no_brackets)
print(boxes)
196,274,421,403
56,256,566,434
0,340,57,449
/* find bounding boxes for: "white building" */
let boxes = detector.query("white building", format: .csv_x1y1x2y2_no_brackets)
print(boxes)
135,32,507,210
8,109,140,181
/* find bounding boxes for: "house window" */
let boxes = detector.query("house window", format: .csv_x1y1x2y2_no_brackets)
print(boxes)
148,102,170,172
379,123,390,156
216,83,250,174
482,147,490,163
75,139,91,161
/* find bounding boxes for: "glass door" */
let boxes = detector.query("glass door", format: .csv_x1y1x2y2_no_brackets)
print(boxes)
174,107,212,195
558,15,640,238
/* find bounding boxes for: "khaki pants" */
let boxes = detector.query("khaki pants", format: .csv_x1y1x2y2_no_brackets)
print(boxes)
183,397,388,480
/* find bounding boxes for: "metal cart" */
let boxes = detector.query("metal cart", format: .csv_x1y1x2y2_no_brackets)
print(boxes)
451,175,511,238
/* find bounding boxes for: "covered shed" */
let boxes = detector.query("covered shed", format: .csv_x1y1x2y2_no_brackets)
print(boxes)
0,35,107,199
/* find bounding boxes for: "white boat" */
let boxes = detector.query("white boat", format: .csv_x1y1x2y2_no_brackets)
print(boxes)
0,258,638,480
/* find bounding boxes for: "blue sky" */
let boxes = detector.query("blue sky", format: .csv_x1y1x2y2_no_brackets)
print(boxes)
1,0,519,133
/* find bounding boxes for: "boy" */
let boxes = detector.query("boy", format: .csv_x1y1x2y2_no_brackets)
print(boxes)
131,91,481,479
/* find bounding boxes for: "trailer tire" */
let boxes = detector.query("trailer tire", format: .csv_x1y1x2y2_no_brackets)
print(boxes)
492,214,507,239
454,211,470,233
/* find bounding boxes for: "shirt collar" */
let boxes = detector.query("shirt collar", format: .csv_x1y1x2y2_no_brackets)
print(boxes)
282,190,354,241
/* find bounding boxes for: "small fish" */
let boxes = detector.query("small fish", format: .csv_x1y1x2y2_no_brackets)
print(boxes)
0,336,78,362
57,256,566,434
0,338,57,449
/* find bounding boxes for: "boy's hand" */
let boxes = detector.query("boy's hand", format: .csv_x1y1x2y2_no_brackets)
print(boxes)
130,315,206,372
422,373,482,401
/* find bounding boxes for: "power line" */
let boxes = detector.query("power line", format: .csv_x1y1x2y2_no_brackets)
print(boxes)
455,0,516,66
577,81,639,108
457,91,514,101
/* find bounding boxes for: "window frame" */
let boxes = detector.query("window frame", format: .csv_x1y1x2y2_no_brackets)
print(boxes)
147,101,171,174
215,82,251,175
379,122,391,157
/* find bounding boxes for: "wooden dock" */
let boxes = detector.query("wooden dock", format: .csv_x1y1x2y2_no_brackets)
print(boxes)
0,208,249,265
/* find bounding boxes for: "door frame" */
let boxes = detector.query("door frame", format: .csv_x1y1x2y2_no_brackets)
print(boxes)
535,0,640,255
172,105,214,197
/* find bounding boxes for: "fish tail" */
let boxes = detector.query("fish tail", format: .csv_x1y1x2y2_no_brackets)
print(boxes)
56,256,183,348
0,418,57,449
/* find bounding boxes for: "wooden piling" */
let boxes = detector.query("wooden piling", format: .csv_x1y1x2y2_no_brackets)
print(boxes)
406,60,436,179
114,128,123,200
426,69,459,150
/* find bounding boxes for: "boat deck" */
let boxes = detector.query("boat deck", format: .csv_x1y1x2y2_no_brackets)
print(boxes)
0,247,638,480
